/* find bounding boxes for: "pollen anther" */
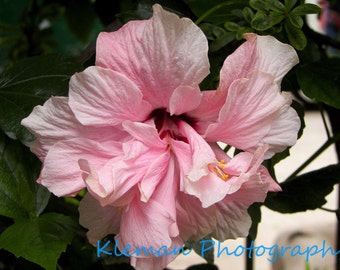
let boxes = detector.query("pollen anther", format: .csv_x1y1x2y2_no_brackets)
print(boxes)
208,161,229,181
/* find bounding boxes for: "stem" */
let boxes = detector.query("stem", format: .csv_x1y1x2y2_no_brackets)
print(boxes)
195,4,225,25
223,144,232,153
320,207,337,213
287,133,340,180
194,0,248,25
304,24,340,50
319,104,331,139
245,236,254,270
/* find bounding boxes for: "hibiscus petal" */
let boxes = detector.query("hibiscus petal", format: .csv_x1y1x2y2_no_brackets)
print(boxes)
225,173,270,205
151,155,179,227
224,152,253,175
96,4,209,108
69,66,152,126
177,120,215,181
187,90,224,133
21,97,124,160
248,92,300,158
219,33,299,91
183,172,232,208
84,157,140,206
169,139,192,191
212,201,251,240
139,151,170,202
40,138,119,196
122,120,166,149
205,71,287,149
258,165,282,192
169,86,202,115
79,193,122,245
116,197,175,251
176,193,217,240
189,34,299,135
130,237,183,270
87,135,169,206
212,173,268,240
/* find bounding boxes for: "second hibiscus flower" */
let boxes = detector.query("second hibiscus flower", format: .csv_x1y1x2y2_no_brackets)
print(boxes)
21,4,300,270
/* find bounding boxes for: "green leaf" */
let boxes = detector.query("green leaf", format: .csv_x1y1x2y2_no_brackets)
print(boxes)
0,54,81,144
186,264,218,270
265,165,340,213
224,22,241,31
267,0,285,13
291,100,305,140
235,27,254,40
65,0,97,43
291,3,321,16
0,213,78,270
0,131,50,219
284,20,306,50
297,58,340,109
251,11,284,31
210,32,236,52
284,0,298,12
248,203,262,239
243,7,255,23
212,26,227,38
117,0,190,23
185,0,249,24
249,0,270,11
199,23,222,40
0,0,28,25
288,14,303,28
185,236,214,265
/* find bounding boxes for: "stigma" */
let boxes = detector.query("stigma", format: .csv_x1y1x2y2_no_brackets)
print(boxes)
208,160,229,181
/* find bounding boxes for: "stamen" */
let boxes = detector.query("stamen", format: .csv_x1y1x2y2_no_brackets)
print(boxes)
208,160,229,181
218,160,226,169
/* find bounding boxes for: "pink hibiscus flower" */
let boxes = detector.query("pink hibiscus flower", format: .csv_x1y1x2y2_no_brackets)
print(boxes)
21,4,300,270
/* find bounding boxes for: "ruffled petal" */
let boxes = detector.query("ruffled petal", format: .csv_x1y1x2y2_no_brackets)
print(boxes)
212,173,269,240
177,120,215,182
85,132,169,206
40,138,119,196
176,193,217,240
150,154,179,236
169,86,202,115
169,139,192,191
187,90,224,134
96,4,209,108
189,34,299,135
85,157,140,207
69,66,152,126
115,154,180,266
139,151,171,202
183,172,234,208
212,200,251,240
79,193,122,245
21,97,125,160
258,165,282,192
122,120,166,149
116,197,176,252
204,71,287,149
219,33,299,91
130,237,183,270
247,92,300,158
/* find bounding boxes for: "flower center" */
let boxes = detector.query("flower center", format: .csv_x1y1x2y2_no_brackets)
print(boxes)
153,109,188,142
208,160,229,181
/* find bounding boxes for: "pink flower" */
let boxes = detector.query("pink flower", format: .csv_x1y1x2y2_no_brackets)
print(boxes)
21,4,300,270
